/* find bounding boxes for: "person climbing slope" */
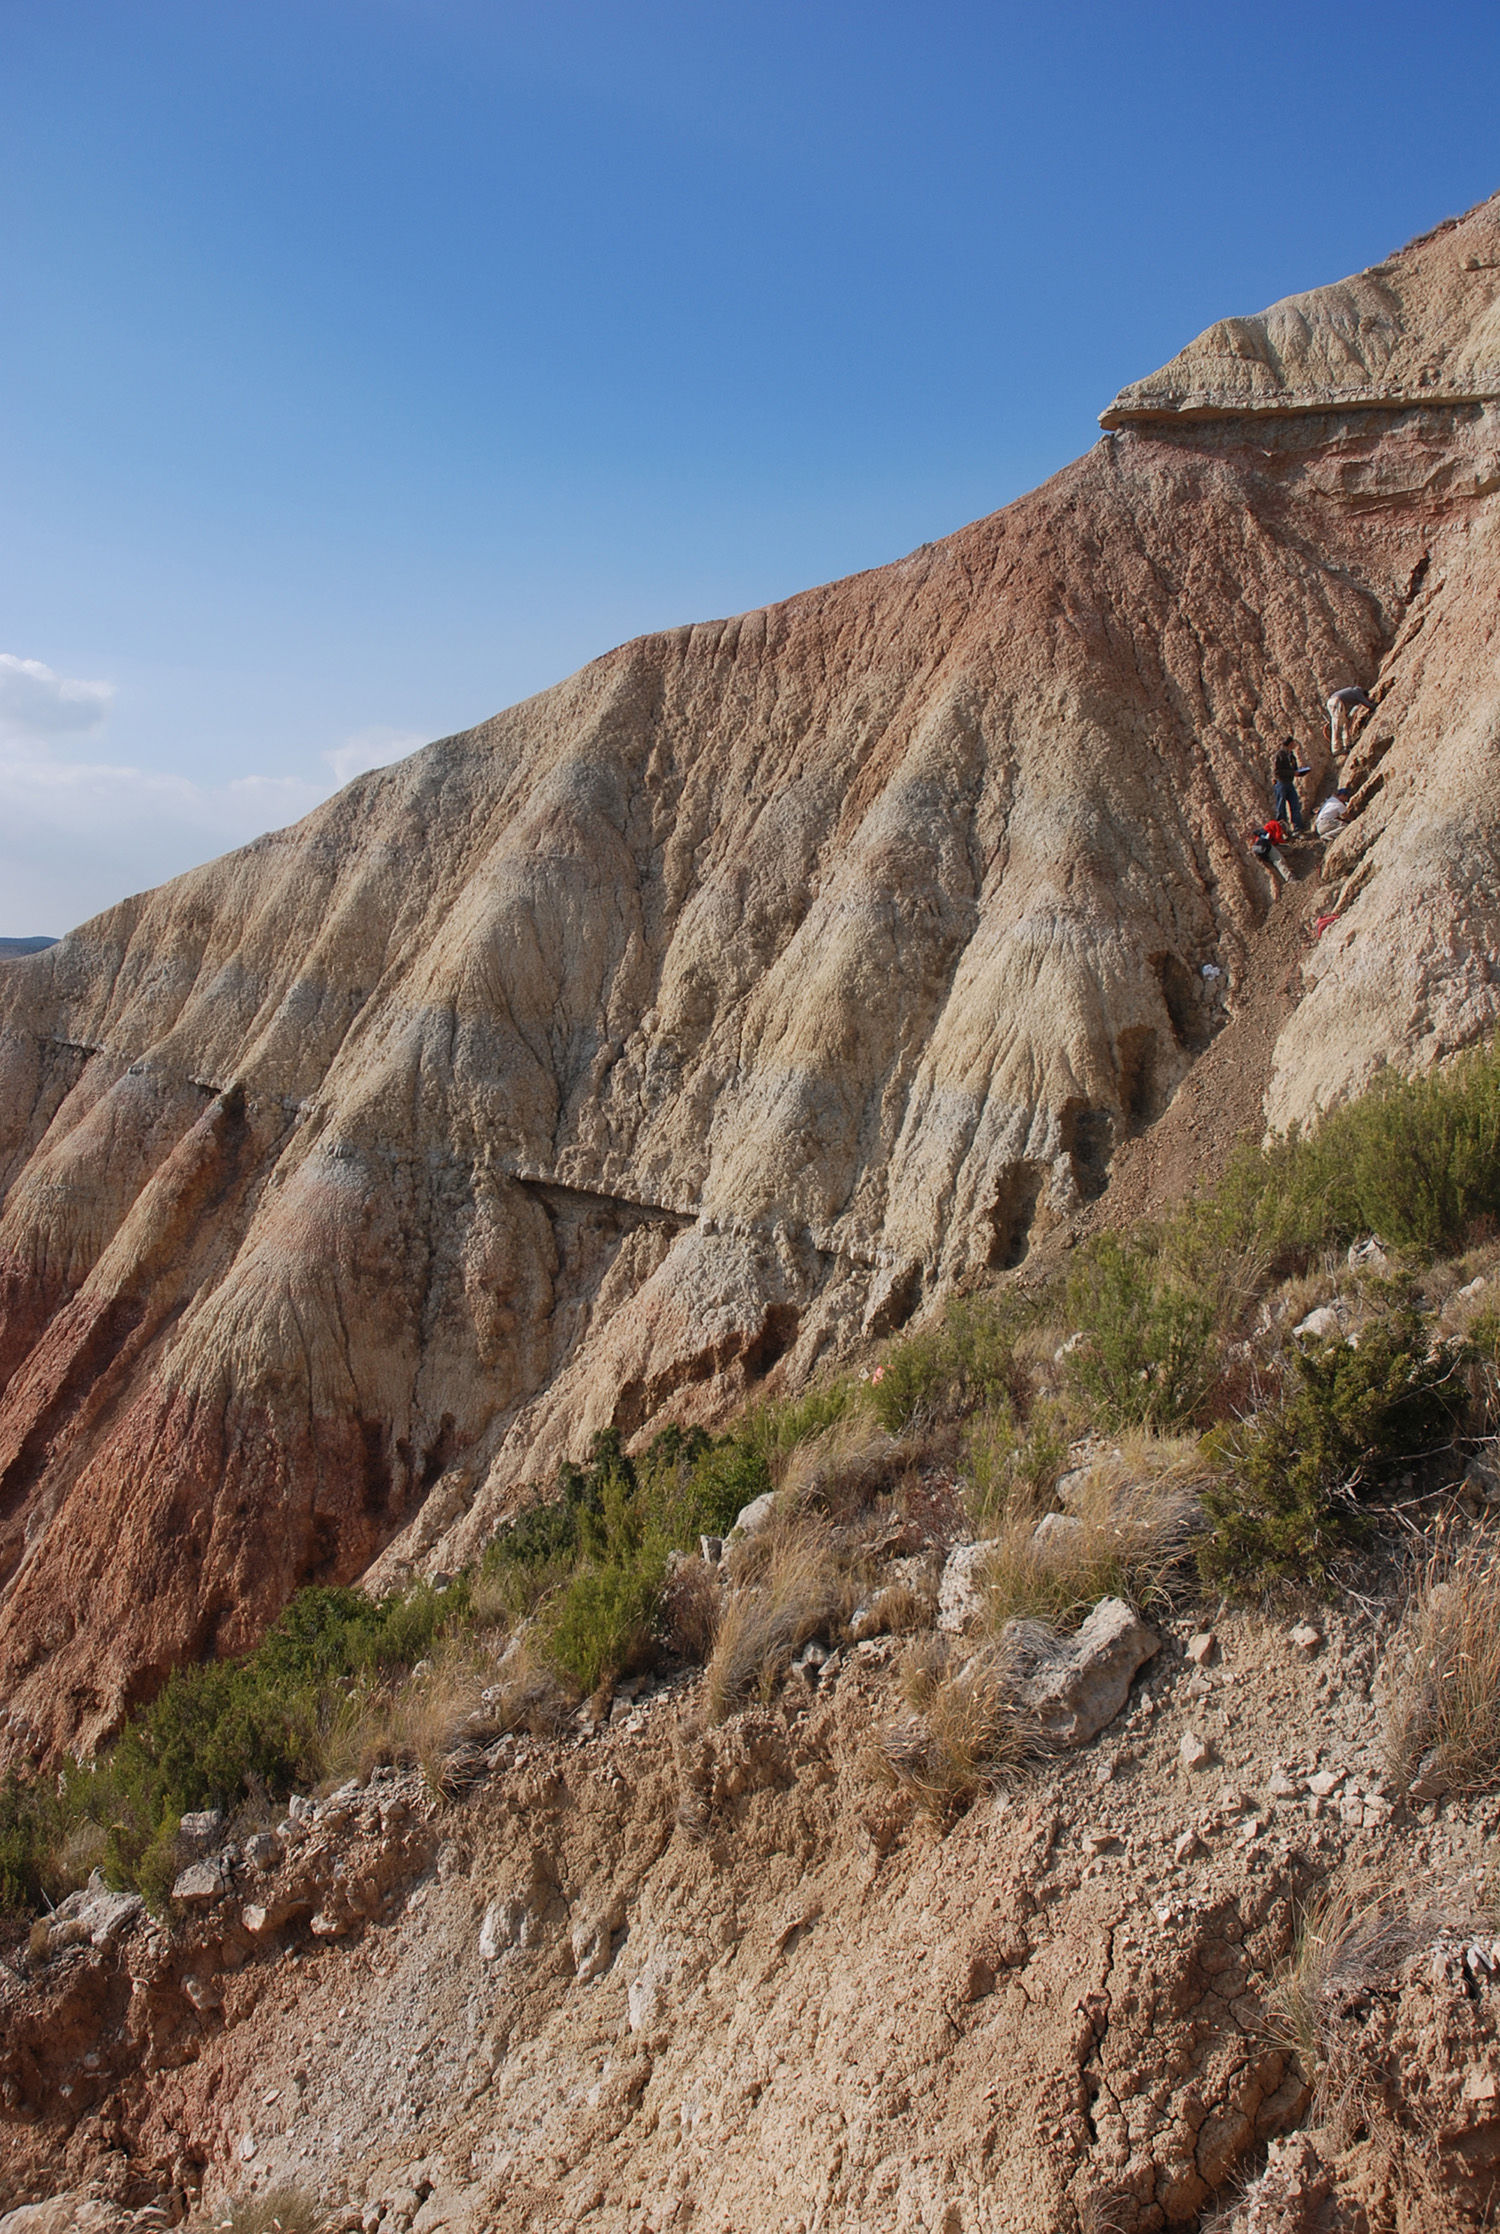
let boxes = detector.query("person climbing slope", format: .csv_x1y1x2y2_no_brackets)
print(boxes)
1325,684,1375,755
1271,738,1308,832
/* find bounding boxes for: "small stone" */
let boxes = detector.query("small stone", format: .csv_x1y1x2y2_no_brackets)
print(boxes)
239,2133,257,2162
242,1905,272,1934
171,1860,224,1905
1186,1631,1217,1668
1032,1512,1087,1558
1005,1597,1161,1746
177,1808,225,1848
699,1535,723,1564
1409,1752,1450,1802
1180,1732,1212,1772
1052,1466,1094,1511
937,1540,998,1636
244,1831,282,1871
1268,1769,1303,1799
1082,1829,1118,1856
1172,1829,1202,1864
1289,1622,1323,1660
729,1491,779,1540
1293,1305,1344,1342
181,1972,222,2012
1347,1236,1389,1271
1185,1671,1214,1699
1307,1768,1343,1798
310,1910,348,1936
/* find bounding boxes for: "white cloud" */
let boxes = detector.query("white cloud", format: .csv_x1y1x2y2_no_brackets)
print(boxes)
0,752,332,933
0,653,114,744
0,658,433,937
323,726,426,785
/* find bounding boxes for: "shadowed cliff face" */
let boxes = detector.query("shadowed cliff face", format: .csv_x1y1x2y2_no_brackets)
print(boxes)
4,197,1500,1755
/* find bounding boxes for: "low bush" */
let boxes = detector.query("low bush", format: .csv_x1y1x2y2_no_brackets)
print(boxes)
10,1575,476,1908
213,2186,327,2234
868,1299,1026,1434
1062,1234,1224,1433
0,1770,60,1915
1199,1306,1471,1592
976,1438,1203,1631
962,1400,1070,1527
704,1518,851,1722
1203,1039,1500,1266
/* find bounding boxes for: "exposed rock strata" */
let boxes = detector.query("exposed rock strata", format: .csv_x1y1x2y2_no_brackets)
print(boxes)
4,198,1500,1746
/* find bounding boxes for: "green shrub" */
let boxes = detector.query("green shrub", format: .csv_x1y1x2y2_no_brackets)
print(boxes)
1200,1306,1471,1591
0,1771,58,1914
1063,1233,1221,1431
962,1400,1070,1526
484,1422,775,1694
1202,1042,1500,1266
869,1301,1022,1433
546,1559,663,1691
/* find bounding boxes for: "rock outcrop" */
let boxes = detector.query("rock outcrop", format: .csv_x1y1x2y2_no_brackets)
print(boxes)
4,195,1500,1749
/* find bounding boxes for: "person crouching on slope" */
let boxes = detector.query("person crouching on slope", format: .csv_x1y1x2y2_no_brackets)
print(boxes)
1249,818,1291,881
1315,787,1351,839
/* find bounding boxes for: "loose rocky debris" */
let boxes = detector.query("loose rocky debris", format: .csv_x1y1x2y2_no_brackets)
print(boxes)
8,1592,1500,2232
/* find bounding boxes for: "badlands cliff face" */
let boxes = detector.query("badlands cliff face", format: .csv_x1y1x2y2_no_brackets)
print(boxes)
4,198,1500,1755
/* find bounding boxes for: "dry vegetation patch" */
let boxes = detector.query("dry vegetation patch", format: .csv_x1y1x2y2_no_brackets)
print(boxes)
705,1517,856,1722
977,1432,1205,1631
871,1633,1033,1820
1384,1524,1500,1797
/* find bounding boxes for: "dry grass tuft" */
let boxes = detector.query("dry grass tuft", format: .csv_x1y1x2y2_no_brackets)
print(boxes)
705,1519,851,1722
976,1434,1203,1631
850,1577,936,1640
1269,1858,1493,2189
1266,1870,1397,2082
870,1634,1032,1820
660,1554,722,1661
774,1414,903,1522
208,2186,326,2234
1384,1523,1500,1796
322,1636,570,1795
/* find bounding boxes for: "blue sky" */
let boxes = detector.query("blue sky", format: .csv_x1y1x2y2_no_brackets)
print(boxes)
4,0,1499,933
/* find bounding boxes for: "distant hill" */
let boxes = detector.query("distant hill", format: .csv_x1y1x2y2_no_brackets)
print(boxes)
0,936,57,959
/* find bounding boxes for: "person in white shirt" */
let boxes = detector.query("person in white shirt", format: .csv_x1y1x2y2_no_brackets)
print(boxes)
1315,788,1351,838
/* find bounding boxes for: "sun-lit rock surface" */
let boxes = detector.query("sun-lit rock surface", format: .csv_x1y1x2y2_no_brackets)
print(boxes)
4,198,1500,1752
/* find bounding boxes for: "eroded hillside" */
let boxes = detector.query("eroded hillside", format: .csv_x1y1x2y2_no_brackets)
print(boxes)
2,196,1500,1769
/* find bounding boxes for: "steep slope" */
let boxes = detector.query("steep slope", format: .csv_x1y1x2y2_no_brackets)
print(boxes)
4,197,1500,1756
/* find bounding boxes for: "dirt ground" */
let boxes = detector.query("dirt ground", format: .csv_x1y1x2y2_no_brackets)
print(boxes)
7,1577,1500,2234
